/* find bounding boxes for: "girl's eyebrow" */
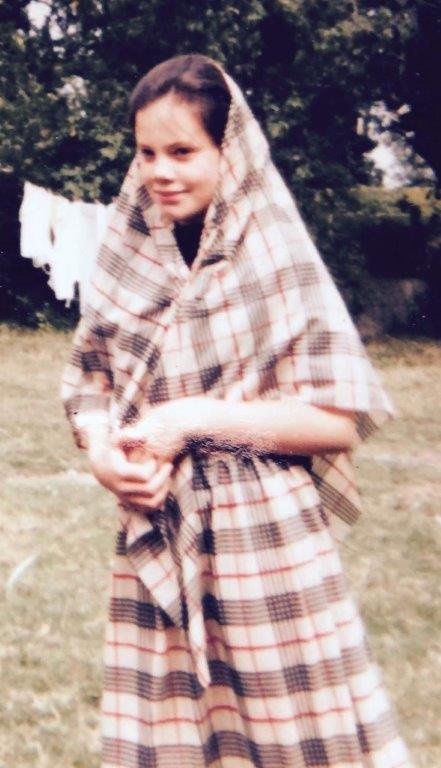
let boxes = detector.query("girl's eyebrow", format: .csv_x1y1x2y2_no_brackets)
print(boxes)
137,141,197,150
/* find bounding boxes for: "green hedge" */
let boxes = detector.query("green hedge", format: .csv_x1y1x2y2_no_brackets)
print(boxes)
1,177,440,335
301,186,441,334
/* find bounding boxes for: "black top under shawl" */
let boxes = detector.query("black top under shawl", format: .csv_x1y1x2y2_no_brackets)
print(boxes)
174,220,204,268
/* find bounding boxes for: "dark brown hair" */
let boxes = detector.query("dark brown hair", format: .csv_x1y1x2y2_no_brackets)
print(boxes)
129,54,231,147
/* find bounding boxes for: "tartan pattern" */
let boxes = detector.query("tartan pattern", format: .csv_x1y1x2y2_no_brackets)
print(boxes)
61,67,410,767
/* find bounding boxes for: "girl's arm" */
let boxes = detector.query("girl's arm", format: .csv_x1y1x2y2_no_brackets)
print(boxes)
189,397,359,454
117,396,359,460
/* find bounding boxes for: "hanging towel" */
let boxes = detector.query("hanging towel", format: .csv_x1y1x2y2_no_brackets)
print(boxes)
19,183,115,311
19,181,55,268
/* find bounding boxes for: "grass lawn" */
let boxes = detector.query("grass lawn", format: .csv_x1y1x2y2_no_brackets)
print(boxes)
0,326,440,767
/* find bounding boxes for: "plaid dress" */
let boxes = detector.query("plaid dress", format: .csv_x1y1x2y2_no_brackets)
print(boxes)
62,69,411,768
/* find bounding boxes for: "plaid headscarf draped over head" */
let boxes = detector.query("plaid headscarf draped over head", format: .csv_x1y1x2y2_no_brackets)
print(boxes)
62,62,393,685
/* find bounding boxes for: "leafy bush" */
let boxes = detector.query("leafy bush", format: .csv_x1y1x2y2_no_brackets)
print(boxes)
294,186,440,335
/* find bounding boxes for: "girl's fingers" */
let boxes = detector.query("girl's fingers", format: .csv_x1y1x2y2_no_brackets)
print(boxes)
144,461,173,495
117,462,173,500
121,489,169,509
117,482,155,496
112,451,158,482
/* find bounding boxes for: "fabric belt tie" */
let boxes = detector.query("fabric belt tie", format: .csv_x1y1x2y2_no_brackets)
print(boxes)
122,449,311,689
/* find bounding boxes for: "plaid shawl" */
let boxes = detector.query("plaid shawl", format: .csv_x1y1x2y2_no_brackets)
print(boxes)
61,69,393,688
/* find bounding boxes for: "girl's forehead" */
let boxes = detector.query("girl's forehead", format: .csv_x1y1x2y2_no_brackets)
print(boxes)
135,94,209,145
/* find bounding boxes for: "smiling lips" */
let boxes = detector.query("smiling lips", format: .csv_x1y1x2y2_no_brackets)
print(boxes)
154,190,185,202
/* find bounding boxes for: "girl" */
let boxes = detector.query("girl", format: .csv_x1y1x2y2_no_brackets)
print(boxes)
62,54,411,768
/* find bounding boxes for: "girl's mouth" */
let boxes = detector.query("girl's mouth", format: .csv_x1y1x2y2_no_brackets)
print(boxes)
155,190,184,202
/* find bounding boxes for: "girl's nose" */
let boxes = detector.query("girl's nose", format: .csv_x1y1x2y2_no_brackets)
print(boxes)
152,154,175,180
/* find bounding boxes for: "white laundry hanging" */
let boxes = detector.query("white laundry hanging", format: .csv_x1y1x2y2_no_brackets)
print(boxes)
48,195,82,305
19,182,115,312
75,201,115,313
19,181,55,268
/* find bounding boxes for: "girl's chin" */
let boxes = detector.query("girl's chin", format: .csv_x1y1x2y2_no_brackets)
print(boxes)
156,201,208,226
175,212,206,225
163,211,207,226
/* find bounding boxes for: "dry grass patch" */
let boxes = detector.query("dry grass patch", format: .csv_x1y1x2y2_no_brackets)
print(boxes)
344,337,441,768
0,327,440,767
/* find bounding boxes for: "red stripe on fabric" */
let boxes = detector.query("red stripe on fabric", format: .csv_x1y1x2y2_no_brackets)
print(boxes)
103,682,384,726
175,319,186,393
107,220,165,268
110,558,124,761
316,453,355,486
60,373,112,388
108,222,123,237
114,366,149,397
199,547,335,579
107,639,190,655
123,240,164,269
114,573,140,581
212,480,311,509
106,614,357,657
162,311,271,354
218,154,248,396
217,259,245,387
90,280,168,325
118,556,175,594
251,211,290,337
114,548,334,584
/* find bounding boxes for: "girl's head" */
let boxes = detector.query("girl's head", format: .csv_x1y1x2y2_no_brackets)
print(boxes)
130,55,231,222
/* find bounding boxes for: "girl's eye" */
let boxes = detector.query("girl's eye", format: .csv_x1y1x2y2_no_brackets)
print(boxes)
140,148,154,159
173,147,192,157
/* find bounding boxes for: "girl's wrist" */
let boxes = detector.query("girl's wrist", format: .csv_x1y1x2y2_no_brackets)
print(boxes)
183,397,227,444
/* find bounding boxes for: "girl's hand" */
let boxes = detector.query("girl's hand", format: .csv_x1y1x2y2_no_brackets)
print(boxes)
88,437,173,509
116,398,205,462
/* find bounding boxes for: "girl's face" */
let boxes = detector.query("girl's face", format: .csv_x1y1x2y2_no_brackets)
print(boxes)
135,93,221,223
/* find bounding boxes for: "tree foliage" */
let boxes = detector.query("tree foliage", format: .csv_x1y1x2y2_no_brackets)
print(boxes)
396,1,441,185
0,0,439,330
3,0,435,200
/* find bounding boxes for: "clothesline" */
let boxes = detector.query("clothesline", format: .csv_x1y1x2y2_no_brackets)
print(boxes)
19,181,115,313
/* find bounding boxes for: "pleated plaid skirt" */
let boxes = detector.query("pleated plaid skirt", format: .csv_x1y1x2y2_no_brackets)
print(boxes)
101,449,411,768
